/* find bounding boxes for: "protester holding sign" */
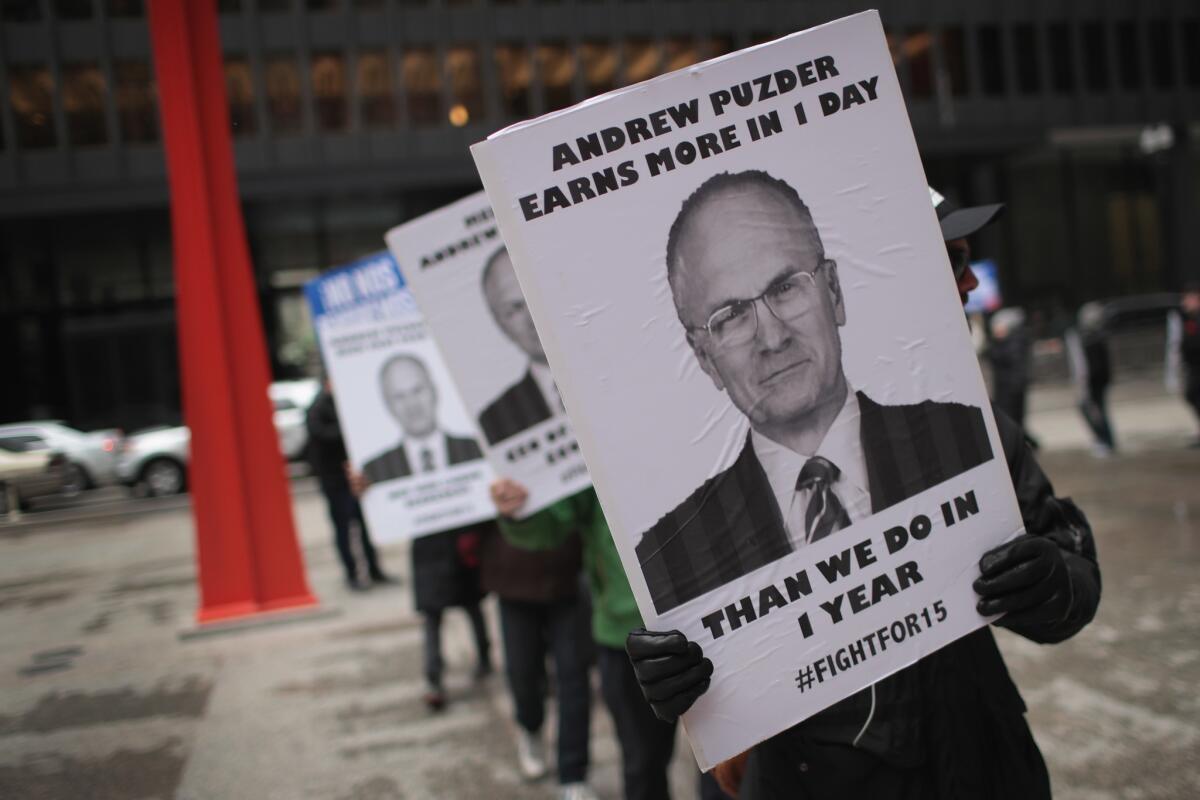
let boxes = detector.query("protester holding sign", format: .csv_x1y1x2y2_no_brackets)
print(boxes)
625,193,1102,799
490,483,675,800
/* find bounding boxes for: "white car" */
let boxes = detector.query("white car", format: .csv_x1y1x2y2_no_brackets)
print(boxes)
117,379,321,496
0,421,124,495
269,379,321,461
0,436,69,514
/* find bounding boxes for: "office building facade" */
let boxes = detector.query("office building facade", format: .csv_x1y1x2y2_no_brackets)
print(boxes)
1,0,1196,429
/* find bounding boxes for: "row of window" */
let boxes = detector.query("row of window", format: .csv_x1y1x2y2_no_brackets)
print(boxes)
2,0,683,21
4,19,1199,151
906,19,1200,99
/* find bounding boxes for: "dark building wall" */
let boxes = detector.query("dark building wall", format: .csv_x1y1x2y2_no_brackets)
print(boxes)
1,0,1197,429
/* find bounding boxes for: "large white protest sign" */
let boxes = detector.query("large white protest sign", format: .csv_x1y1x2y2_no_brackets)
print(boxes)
472,11,1024,769
386,194,591,516
305,252,495,542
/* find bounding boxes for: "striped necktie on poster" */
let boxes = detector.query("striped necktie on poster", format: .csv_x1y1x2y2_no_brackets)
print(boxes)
420,448,435,473
797,456,851,543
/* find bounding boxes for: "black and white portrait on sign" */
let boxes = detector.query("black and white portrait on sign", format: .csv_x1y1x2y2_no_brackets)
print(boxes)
478,246,565,445
636,171,993,613
362,352,484,484
387,192,592,517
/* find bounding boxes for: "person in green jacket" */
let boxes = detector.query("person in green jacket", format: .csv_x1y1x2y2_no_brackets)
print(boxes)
490,480,679,800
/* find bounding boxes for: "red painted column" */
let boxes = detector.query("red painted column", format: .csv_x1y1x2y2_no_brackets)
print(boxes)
148,0,317,623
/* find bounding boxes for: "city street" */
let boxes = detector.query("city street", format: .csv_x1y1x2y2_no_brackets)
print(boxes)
1,386,1197,800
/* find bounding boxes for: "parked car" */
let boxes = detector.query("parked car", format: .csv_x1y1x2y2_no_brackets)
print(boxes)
117,379,321,496
0,421,123,495
0,436,69,514
116,424,190,497
269,379,321,461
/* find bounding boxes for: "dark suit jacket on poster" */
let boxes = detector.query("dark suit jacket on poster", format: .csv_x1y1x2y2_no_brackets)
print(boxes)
635,392,994,614
361,434,483,484
478,369,554,445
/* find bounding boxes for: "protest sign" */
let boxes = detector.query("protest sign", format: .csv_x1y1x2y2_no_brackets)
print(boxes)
386,193,591,516
305,252,495,542
471,11,1024,769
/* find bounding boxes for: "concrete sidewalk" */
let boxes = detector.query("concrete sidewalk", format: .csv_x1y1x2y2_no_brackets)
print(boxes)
1,386,1197,799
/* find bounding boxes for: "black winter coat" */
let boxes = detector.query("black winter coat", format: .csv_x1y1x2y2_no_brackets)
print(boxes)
740,408,1101,800
411,522,494,613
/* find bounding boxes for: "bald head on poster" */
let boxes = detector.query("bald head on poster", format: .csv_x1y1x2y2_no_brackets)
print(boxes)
636,170,994,614
478,245,565,445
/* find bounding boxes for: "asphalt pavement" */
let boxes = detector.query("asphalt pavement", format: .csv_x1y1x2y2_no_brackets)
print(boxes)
0,382,1197,799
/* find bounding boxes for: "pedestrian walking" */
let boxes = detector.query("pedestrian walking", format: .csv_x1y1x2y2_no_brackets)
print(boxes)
345,466,493,710
411,522,495,710
489,485,674,800
985,307,1034,439
306,381,392,590
1171,287,1200,444
1066,302,1117,457
480,523,596,798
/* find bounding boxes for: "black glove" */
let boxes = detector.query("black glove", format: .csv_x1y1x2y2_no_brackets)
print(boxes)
625,628,714,722
973,535,1073,633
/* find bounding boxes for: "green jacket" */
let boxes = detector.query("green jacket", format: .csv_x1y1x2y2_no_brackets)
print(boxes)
498,488,642,649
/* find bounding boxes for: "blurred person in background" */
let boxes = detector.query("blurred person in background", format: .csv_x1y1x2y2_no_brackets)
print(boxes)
489,483,672,800
1171,287,1200,445
1066,303,1117,457
348,466,494,711
306,379,392,591
479,511,596,796
985,307,1036,446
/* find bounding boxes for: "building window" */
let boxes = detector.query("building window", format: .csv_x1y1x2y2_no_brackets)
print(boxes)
1183,20,1200,88
311,53,348,131
266,55,304,134
1012,24,1040,94
580,41,616,97
664,38,699,74
218,0,242,12
495,43,532,118
2,0,41,21
402,47,441,127
940,26,968,96
63,62,109,146
1080,21,1109,92
446,45,484,123
55,0,94,19
1115,20,1141,90
1047,22,1075,93
114,61,157,143
623,39,660,86
356,50,395,128
106,0,143,17
260,0,291,11
976,25,1005,95
904,29,933,98
9,65,57,149
223,58,257,136
1147,19,1175,90
537,42,575,112
307,0,339,9
354,0,384,8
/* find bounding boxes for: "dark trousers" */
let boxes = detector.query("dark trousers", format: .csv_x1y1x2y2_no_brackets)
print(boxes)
597,645,677,800
499,595,592,784
1186,370,1200,429
1080,383,1116,450
423,603,490,688
319,476,384,582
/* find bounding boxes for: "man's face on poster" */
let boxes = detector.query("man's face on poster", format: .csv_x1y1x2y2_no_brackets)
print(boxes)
381,358,438,439
484,249,547,364
672,185,847,432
